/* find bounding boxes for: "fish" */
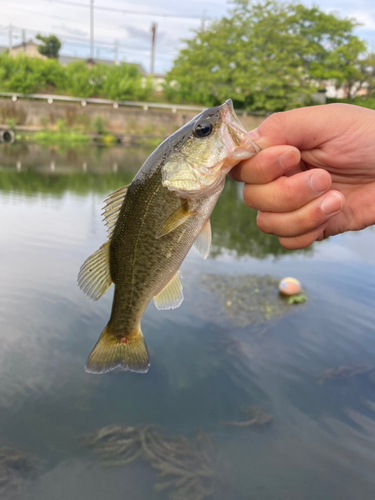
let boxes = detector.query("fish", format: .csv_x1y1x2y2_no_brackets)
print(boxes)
78,99,260,374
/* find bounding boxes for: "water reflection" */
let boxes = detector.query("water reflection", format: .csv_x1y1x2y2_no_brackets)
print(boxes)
0,143,375,500
210,180,312,259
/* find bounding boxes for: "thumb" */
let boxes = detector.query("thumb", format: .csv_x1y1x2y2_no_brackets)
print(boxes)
248,104,356,151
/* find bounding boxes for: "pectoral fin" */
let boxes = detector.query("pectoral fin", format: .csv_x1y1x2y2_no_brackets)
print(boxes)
153,271,183,310
194,218,211,259
156,202,196,239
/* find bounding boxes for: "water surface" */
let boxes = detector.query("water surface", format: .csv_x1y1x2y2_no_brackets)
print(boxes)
1,143,375,500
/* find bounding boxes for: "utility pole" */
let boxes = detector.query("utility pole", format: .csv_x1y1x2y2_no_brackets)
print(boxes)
201,10,206,32
8,24,12,52
90,0,94,59
150,22,157,75
114,40,118,65
22,29,26,52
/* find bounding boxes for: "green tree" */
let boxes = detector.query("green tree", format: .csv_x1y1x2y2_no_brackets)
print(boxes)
166,0,366,111
346,51,375,99
36,34,62,59
362,52,375,97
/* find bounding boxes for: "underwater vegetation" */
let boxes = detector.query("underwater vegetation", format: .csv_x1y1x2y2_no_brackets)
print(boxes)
81,424,223,500
220,406,274,428
0,446,40,498
362,399,375,413
201,274,304,328
316,364,374,386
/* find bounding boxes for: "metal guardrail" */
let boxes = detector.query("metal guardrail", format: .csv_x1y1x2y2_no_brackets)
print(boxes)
0,92,261,116
0,92,206,113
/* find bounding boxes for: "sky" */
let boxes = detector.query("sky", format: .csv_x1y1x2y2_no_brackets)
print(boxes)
0,0,374,75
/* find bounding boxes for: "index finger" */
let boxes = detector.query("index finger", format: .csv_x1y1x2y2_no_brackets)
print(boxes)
229,145,301,184
246,103,372,151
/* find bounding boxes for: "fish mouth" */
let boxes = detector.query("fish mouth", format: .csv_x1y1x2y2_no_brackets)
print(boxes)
219,100,261,161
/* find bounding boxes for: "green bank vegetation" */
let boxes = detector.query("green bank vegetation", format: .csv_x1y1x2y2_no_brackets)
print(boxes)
165,0,375,112
0,54,152,101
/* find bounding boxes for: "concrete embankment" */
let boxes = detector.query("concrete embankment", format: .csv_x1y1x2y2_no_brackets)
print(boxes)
0,98,265,137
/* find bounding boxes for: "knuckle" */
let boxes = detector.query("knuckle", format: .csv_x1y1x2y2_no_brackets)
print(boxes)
266,111,288,133
242,185,254,207
279,237,298,250
243,185,261,209
256,212,272,234
252,157,265,181
312,203,328,224
277,177,295,208
280,235,312,250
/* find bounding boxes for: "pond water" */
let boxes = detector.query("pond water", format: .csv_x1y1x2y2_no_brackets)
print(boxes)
1,143,375,500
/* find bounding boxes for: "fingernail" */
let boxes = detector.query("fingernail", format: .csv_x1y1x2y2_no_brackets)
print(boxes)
311,172,330,194
278,150,299,171
321,193,343,215
248,128,260,141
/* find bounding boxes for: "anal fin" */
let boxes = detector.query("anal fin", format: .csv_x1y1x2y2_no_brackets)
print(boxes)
153,271,183,310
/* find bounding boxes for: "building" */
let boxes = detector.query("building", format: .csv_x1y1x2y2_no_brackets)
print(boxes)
9,40,46,59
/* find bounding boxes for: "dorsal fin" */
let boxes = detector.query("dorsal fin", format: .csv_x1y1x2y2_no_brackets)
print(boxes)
77,185,129,301
153,271,183,310
194,218,211,259
102,185,129,237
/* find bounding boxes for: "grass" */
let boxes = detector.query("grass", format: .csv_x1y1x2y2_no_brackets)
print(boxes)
33,130,91,145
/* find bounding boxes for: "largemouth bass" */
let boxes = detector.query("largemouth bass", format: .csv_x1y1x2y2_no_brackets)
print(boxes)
78,99,259,374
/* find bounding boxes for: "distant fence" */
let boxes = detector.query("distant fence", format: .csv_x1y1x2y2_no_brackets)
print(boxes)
0,92,263,117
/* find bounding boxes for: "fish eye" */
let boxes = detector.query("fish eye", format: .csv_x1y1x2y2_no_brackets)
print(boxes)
193,120,213,138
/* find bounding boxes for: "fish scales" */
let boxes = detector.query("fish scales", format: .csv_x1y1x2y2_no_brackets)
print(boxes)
109,168,221,334
78,99,260,374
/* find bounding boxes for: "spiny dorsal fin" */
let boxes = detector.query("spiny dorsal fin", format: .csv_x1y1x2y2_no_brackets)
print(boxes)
78,185,128,301
102,185,129,237
78,241,112,301
156,201,196,239
194,218,211,259
153,271,183,310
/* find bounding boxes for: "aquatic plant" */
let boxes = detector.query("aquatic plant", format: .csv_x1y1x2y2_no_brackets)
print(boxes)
0,446,40,497
316,364,374,386
220,406,274,428
201,273,299,328
81,424,221,500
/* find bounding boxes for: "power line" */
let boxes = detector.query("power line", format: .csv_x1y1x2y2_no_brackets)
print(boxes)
45,0,206,20
0,24,183,56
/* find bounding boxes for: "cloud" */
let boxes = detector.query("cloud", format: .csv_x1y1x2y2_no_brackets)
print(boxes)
52,24,87,37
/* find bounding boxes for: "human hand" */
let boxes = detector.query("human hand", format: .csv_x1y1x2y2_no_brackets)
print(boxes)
230,103,375,249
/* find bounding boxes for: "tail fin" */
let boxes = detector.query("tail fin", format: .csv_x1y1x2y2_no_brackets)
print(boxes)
85,324,150,374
